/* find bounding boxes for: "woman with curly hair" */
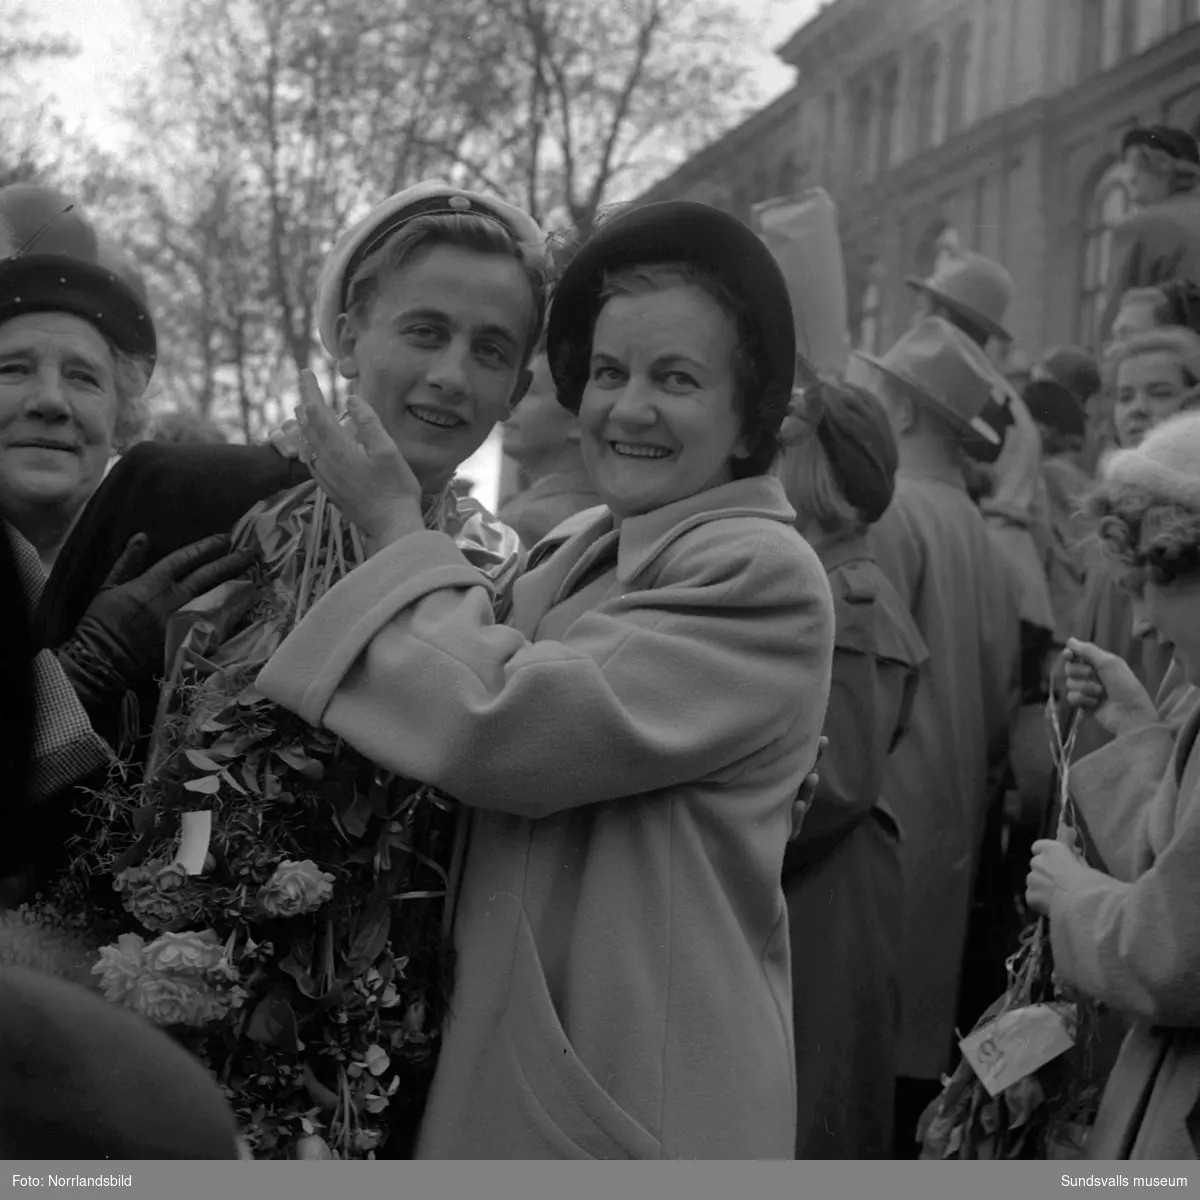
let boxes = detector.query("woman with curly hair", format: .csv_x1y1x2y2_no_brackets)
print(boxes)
1068,326,1200,765
1026,408,1200,1159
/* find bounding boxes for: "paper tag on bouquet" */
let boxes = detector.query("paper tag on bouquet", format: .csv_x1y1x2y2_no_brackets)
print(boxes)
175,810,213,876
958,1003,1076,1097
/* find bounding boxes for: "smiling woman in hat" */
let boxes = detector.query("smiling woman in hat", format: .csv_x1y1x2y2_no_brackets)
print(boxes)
260,199,835,1158
848,316,1023,1151
1099,125,1200,343
0,186,253,841
775,376,928,1159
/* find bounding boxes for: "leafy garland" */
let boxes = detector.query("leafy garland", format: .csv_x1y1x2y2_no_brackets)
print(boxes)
917,701,1104,1160
55,482,471,1160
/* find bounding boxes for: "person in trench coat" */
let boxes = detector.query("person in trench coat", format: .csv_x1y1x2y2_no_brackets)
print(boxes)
849,319,1023,1149
1027,409,1200,1160
775,378,928,1159
256,201,835,1159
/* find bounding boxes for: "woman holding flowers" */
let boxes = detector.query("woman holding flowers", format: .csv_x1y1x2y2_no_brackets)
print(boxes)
1027,409,1200,1159
259,201,835,1159
72,181,549,1160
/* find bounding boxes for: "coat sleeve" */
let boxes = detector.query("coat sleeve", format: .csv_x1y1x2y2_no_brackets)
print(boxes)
1049,768,1200,1026
782,648,899,871
1068,723,1176,882
257,523,834,815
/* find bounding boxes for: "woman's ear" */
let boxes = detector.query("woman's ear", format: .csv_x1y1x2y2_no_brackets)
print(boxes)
334,313,360,381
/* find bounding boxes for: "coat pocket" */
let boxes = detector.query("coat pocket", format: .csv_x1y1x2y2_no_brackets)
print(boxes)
500,915,662,1160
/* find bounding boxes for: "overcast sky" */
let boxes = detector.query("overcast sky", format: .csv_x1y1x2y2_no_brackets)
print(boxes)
26,0,823,152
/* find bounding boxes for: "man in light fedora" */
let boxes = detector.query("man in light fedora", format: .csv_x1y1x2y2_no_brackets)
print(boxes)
907,249,1014,349
849,316,1022,1156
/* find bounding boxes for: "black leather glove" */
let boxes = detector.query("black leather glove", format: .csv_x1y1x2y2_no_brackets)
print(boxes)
57,532,258,720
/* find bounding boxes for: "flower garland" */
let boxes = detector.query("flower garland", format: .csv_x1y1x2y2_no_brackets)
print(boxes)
56,482,486,1160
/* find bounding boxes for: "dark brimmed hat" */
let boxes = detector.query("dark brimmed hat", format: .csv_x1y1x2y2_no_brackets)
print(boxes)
1023,378,1086,440
546,201,796,429
1120,125,1200,165
1034,345,1102,404
0,184,156,364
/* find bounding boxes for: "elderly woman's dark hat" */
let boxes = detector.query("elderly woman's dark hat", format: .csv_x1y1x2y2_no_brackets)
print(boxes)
0,184,156,364
546,201,797,433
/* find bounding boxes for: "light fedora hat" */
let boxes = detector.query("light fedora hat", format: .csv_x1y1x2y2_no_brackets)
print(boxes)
906,250,1014,342
852,316,1005,448
315,179,545,356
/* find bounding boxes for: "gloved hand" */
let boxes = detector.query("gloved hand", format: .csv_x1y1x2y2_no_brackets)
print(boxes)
57,532,258,719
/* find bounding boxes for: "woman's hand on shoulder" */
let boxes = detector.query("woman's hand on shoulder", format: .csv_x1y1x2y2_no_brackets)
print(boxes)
1060,637,1159,739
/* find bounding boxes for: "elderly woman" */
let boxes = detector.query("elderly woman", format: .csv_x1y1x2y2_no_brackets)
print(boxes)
1099,125,1200,343
1069,326,1200,765
0,184,251,832
775,377,927,1159
257,200,835,1159
1026,409,1200,1159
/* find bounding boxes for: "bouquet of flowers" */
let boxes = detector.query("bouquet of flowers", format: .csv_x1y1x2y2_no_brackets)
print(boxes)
60,481,499,1160
917,700,1103,1160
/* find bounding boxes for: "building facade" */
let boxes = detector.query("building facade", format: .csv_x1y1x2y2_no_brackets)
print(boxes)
636,0,1200,363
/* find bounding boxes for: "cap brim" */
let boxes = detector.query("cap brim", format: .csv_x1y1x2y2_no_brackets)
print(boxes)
0,253,156,362
852,351,1002,446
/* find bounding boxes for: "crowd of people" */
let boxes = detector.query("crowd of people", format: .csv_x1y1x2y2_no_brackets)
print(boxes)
1,118,1199,1163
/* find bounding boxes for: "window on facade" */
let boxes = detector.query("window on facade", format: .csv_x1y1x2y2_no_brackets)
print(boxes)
1119,0,1139,55
915,42,941,152
754,164,770,202
1079,164,1132,347
946,24,971,136
1079,0,1103,78
1171,0,1200,28
851,82,874,177
822,90,838,183
978,0,997,115
858,265,883,354
877,64,899,171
